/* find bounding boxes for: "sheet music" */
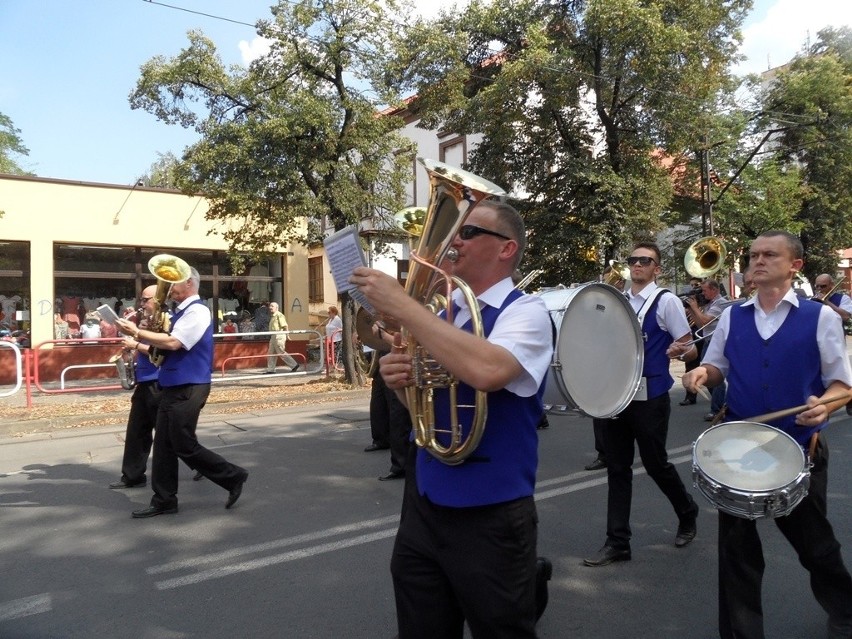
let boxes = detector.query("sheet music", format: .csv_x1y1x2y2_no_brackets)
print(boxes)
323,225,375,314
96,304,120,325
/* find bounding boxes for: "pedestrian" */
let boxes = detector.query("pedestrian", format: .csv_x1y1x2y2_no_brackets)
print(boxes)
109,285,160,490
352,200,554,638
265,301,300,373
583,241,700,567
116,266,249,517
681,230,852,639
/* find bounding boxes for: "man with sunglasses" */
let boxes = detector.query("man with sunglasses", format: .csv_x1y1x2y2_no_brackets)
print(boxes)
351,201,553,638
109,285,160,490
812,273,852,324
584,242,701,567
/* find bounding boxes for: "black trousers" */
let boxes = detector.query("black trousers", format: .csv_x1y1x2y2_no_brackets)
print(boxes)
390,452,538,639
591,417,606,460
602,393,698,549
718,436,852,639
119,381,160,484
150,383,245,509
370,373,412,473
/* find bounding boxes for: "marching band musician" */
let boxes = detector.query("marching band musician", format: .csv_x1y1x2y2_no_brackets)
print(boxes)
351,201,553,638
583,241,700,567
109,285,160,490
812,273,852,323
685,279,729,421
680,230,852,639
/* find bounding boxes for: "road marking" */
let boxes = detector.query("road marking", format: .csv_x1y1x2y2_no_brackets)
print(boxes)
149,449,696,590
0,594,52,622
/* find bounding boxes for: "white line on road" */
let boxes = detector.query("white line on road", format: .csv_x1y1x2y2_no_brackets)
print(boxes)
150,450,696,590
0,593,52,622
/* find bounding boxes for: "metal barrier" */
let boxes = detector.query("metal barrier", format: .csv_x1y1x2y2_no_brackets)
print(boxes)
214,329,325,381
0,341,23,398
60,363,116,390
30,337,126,395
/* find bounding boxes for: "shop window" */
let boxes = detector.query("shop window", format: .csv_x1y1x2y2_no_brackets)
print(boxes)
0,240,31,338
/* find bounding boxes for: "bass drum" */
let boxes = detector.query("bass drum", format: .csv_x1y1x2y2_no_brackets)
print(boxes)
538,284,644,418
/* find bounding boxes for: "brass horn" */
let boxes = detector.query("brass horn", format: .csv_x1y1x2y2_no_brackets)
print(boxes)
684,236,727,278
146,253,192,366
401,157,507,465
602,260,630,288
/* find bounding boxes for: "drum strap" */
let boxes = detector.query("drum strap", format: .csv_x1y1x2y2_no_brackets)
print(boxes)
635,287,668,328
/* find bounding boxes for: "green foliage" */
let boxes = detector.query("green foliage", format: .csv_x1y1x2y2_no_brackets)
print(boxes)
0,111,32,176
129,1,415,257
137,151,182,189
394,0,751,284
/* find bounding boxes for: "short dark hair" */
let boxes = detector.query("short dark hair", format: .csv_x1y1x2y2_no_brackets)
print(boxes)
480,200,526,269
756,230,803,260
632,241,661,264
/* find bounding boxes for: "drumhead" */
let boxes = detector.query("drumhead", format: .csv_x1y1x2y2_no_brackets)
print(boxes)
693,421,805,491
538,284,644,418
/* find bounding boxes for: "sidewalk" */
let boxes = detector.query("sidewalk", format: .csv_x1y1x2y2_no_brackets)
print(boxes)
0,370,371,439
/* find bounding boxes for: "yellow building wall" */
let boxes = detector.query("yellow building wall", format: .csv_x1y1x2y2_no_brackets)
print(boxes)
0,175,308,344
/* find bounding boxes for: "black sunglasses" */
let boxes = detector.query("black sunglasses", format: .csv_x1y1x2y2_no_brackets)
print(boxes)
140,296,153,302
458,224,511,241
627,256,657,267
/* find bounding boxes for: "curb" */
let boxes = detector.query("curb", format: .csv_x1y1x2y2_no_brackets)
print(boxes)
0,387,370,440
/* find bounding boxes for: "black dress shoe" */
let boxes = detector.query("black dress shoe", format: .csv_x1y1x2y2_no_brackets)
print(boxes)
131,504,177,518
679,397,697,406
364,443,389,452
109,478,146,489
226,472,249,509
291,364,300,372
263,370,276,374
584,457,607,471
192,471,204,481
675,519,697,547
583,545,631,567
535,556,552,622
378,470,405,481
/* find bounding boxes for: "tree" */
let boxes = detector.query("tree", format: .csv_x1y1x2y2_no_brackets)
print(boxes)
392,0,750,286
137,151,182,189
759,27,852,280
0,111,32,176
129,0,418,384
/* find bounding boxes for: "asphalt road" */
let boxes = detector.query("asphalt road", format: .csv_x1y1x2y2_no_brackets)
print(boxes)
1,391,850,638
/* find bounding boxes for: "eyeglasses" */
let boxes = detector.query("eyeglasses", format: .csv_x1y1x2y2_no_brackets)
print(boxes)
140,297,153,302
458,224,511,241
815,284,829,289
627,256,657,267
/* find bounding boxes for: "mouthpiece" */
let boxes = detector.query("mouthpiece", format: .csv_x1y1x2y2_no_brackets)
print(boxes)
446,248,459,263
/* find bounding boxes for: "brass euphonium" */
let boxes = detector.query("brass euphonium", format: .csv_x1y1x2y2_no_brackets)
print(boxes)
110,348,137,390
146,253,192,366
399,157,507,465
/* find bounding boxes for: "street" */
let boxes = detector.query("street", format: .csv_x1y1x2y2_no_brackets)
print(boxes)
1,392,851,638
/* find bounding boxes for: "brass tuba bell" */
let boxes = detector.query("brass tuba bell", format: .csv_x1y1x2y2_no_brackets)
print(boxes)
146,253,192,366
400,158,507,465
684,236,727,279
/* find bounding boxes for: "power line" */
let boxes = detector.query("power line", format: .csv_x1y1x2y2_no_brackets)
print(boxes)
141,0,257,28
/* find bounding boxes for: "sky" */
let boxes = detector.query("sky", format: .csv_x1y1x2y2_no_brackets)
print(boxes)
1,0,850,186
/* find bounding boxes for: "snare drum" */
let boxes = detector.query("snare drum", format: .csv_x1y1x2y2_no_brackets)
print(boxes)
692,421,810,519
537,284,644,418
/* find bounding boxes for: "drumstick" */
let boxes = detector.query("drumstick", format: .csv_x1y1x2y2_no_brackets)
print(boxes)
744,394,851,423
695,386,712,402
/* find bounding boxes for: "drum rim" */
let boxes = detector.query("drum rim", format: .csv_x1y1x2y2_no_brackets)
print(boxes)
692,420,806,492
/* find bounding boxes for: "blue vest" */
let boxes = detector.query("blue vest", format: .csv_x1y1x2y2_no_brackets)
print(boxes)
157,300,214,387
640,291,674,399
724,301,825,447
828,292,843,307
416,289,545,507
135,345,159,384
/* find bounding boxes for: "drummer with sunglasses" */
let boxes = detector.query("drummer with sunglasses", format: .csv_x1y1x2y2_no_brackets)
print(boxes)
682,230,852,639
584,242,701,567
